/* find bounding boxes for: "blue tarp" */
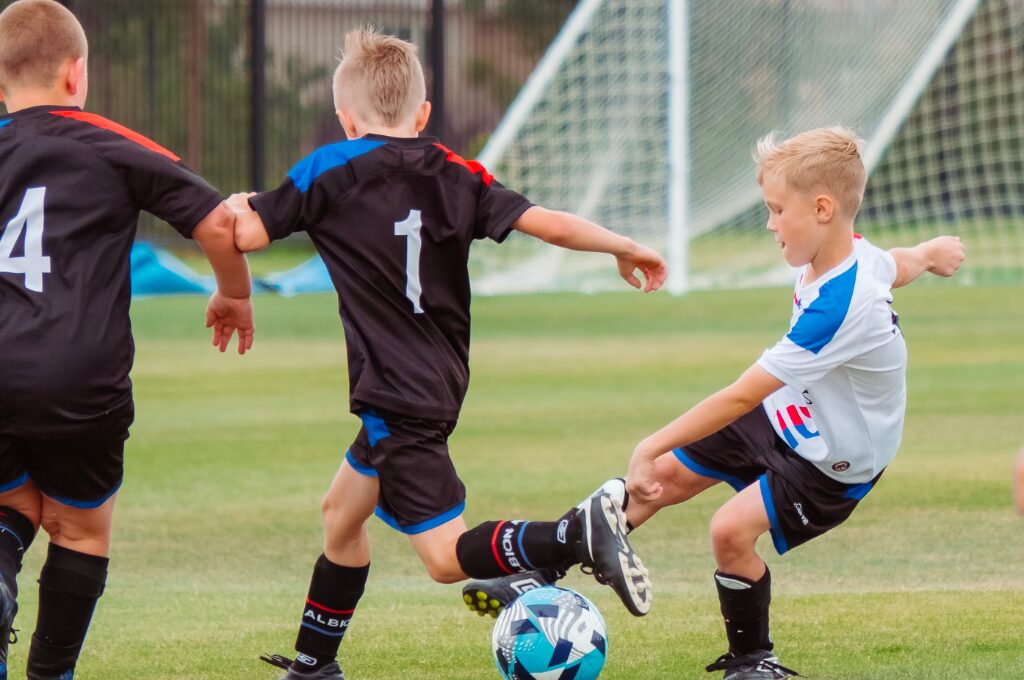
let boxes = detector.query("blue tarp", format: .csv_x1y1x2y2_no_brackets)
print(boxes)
129,243,332,298
130,241,215,297
259,255,333,297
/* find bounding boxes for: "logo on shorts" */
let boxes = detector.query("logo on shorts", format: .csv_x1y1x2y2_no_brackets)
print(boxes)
793,502,809,526
832,461,851,472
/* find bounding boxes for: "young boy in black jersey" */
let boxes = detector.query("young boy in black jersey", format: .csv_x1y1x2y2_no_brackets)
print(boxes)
0,1,254,678
229,27,665,680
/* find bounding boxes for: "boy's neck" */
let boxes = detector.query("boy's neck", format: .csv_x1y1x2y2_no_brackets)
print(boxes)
805,223,856,284
3,90,79,113
352,123,422,139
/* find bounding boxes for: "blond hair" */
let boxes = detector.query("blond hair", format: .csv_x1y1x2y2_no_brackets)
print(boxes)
755,126,867,218
333,27,425,127
0,0,87,93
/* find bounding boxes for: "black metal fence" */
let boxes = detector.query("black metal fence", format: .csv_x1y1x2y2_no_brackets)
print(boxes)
2,0,574,245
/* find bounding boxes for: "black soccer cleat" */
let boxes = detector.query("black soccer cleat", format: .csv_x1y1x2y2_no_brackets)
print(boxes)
462,566,567,618
260,654,345,680
0,580,16,680
576,489,652,616
705,650,801,679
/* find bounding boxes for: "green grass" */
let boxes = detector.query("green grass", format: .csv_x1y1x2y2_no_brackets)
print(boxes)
7,284,1023,679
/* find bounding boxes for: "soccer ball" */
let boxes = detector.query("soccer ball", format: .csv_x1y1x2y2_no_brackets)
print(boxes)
491,586,608,680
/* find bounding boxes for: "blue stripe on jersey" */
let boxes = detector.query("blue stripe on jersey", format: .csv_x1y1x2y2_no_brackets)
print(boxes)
844,479,876,500
287,138,385,192
0,119,11,129
786,261,858,355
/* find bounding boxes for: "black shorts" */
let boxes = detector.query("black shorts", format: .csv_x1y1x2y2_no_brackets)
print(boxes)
673,407,882,555
0,426,128,508
345,408,465,535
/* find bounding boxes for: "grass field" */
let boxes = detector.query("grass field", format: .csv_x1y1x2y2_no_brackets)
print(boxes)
6,282,1022,679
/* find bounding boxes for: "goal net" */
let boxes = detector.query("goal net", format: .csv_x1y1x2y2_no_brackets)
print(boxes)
471,0,1018,293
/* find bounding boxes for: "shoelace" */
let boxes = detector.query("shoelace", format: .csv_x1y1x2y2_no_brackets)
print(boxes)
705,652,801,677
260,653,294,670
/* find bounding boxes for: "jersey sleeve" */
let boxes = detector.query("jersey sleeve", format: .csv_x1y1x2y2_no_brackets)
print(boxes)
757,265,868,390
474,178,533,243
248,175,334,242
100,136,222,238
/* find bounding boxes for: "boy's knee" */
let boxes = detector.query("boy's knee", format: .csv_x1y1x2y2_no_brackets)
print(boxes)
709,509,756,558
422,551,463,584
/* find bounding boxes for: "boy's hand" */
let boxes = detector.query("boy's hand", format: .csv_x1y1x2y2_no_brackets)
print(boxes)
226,192,256,213
626,444,663,503
617,243,668,292
925,235,965,277
205,290,255,355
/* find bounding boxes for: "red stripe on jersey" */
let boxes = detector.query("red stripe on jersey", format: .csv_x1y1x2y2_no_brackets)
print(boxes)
434,143,493,186
49,110,180,162
854,233,863,239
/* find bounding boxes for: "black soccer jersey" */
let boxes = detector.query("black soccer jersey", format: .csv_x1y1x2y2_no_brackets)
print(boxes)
250,134,532,421
0,105,222,437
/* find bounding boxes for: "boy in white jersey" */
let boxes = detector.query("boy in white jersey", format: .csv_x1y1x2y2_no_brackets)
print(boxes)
463,126,965,679
621,127,964,678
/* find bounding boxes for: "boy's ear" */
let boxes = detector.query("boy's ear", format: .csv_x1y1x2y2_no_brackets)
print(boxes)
337,109,358,140
415,101,431,133
815,194,835,223
66,57,86,96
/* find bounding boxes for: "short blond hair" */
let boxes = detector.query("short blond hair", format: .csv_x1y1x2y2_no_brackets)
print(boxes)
755,126,867,219
333,27,425,127
0,0,87,93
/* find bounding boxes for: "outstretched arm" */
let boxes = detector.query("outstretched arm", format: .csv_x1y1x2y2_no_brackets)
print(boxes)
627,364,784,502
192,201,255,354
512,206,668,292
889,235,965,289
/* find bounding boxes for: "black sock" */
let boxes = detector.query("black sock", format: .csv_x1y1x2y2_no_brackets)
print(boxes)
292,555,368,672
456,510,581,579
714,567,772,655
27,543,108,678
0,506,37,599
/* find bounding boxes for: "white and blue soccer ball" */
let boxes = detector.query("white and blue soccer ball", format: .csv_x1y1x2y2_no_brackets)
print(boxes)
491,586,608,680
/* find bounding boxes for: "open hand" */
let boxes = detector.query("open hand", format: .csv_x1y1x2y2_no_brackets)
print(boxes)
205,290,255,354
617,243,668,292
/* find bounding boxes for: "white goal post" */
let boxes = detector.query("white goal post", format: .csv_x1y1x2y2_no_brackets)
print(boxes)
472,0,1021,294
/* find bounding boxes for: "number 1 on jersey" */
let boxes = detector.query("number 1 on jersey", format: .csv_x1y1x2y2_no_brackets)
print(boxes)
394,209,424,314
0,187,52,292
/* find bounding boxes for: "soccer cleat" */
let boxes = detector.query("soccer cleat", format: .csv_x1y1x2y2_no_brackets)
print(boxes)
705,650,801,679
260,654,345,680
0,580,16,680
462,566,567,618
577,477,629,515
576,490,652,616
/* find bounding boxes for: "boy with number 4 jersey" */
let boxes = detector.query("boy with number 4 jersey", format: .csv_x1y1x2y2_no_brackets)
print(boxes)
0,1,254,678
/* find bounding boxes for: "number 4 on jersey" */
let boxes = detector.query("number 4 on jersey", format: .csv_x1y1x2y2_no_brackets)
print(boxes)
0,187,52,292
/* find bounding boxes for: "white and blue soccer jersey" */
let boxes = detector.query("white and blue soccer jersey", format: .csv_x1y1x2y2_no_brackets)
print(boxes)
757,236,907,484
